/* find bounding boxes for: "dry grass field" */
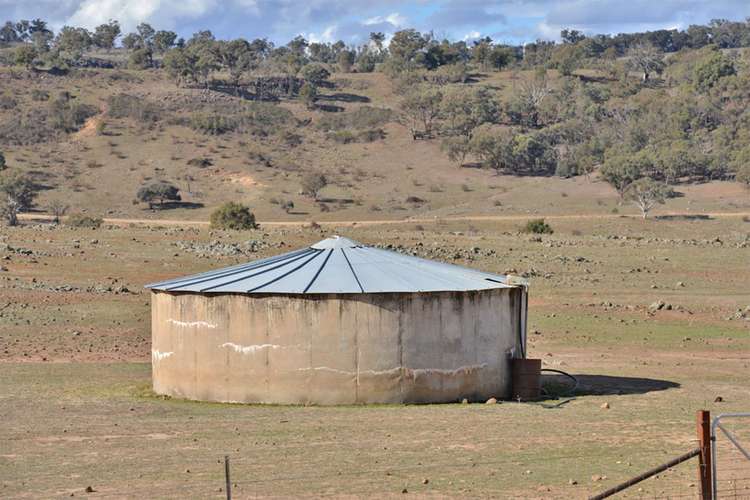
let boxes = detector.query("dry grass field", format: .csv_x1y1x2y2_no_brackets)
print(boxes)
1,56,750,498
1,209,749,498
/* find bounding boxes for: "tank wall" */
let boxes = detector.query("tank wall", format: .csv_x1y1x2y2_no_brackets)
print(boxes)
151,288,523,404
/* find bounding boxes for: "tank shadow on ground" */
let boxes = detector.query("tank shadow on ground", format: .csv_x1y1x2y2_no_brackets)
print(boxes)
566,374,680,396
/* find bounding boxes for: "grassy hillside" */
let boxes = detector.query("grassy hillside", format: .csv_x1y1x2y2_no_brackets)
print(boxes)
1,52,749,224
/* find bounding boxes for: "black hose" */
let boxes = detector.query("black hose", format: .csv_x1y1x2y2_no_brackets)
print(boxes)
536,368,579,409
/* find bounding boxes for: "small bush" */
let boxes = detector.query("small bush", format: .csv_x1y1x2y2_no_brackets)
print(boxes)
317,106,392,131
522,219,553,234
30,89,50,102
187,157,213,168
107,94,163,124
67,213,103,229
210,202,257,230
0,95,17,110
190,114,236,135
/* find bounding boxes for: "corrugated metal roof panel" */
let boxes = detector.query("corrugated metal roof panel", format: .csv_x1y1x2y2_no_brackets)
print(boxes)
145,235,515,294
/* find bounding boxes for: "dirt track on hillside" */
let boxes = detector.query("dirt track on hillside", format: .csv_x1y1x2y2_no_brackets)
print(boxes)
18,211,750,228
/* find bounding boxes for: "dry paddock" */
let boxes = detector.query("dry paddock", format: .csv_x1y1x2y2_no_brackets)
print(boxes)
1,216,749,498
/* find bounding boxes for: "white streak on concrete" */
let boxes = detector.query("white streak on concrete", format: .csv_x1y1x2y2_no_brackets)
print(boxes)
168,319,217,329
152,350,173,361
410,364,487,377
221,342,283,354
297,365,487,377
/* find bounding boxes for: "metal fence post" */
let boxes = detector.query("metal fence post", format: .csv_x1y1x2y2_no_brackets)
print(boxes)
224,455,232,500
697,410,712,500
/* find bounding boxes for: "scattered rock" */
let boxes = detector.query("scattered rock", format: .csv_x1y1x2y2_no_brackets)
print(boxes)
84,486,95,493
422,478,429,485
569,479,578,485
714,396,723,403
485,397,498,404
601,402,610,409
461,398,469,404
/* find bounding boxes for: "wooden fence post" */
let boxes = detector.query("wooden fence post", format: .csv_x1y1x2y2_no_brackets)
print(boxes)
697,410,712,500
224,455,232,500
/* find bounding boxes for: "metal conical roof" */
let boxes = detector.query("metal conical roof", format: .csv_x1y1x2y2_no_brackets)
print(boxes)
145,235,514,294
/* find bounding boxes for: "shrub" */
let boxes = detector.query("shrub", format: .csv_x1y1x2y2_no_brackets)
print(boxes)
210,202,257,230
300,172,328,200
48,95,98,133
67,213,103,229
0,151,5,171
187,157,213,168
327,128,385,144
317,106,393,131
136,181,181,209
0,95,17,110
107,94,162,123
522,218,553,234
189,114,236,135
30,89,50,102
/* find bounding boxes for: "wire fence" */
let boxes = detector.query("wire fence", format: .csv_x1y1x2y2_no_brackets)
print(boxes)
5,410,748,498
713,414,750,499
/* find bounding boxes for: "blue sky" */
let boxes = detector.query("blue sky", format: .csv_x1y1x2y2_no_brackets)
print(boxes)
1,0,750,45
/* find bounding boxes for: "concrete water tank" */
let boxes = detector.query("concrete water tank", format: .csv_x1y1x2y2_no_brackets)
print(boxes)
146,236,528,404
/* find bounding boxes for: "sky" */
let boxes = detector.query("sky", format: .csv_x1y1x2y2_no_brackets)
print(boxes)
1,0,750,46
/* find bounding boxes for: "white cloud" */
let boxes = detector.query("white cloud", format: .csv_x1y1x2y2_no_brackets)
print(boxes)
66,0,221,31
463,30,481,41
306,25,337,43
364,12,405,28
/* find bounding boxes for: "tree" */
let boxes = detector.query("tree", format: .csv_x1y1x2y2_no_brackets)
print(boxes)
401,86,443,138
600,151,649,199
0,171,38,226
736,164,750,189
153,30,177,53
129,48,153,69
693,49,735,92
93,20,120,51
163,47,199,86
29,19,53,52
14,45,38,69
469,124,514,172
218,39,255,90
136,181,181,209
299,63,330,86
561,29,586,44
0,21,19,44
136,23,156,49
627,42,664,82
301,172,328,200
210,202,257,230
487,45,514,71
441,135,472,166
194,43,220,88
508,76,551,128
624,178,673,219
390,29,427,66
370,32,385,52
337,49,355,72
299,82,318,109
49,200,69,224
121,33,141,50
55,26,92,64
440,86,499,139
